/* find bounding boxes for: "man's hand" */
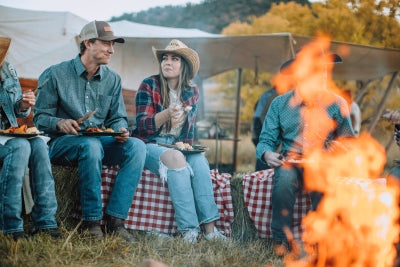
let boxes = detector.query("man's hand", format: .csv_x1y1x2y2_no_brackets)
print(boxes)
263,151,284,168
383,109,400,125
57,119,81,135
114,128,129,143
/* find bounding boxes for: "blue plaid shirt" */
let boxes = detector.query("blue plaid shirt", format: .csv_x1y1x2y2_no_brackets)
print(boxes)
394,126,400,147
133,75,198,145
33,55,128,137
256,90,355,162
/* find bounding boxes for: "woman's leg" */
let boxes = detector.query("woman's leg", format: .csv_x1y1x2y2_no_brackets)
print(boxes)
146,143,200,233
28,137,58,231
185,154,219,230
0,138,30,235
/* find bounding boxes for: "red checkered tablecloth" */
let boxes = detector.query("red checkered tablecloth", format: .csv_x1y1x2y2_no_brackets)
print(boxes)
242,169,312,239
77,166,234,237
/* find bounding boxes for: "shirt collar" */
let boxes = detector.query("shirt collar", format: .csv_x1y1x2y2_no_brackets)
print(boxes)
292,88,328,107
74,55,102,80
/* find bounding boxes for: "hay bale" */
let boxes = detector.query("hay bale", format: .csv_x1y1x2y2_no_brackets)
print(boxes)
230,173,259,242
52,165,79,229
51,165,262,241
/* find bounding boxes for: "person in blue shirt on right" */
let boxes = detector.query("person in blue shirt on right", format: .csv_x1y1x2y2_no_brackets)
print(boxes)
251,87,277,171
256,44,355,256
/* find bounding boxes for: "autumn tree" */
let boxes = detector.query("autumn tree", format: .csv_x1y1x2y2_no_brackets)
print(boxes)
218,0,400,125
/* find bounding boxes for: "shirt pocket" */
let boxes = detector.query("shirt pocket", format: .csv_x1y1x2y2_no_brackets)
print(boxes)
97,94,112,117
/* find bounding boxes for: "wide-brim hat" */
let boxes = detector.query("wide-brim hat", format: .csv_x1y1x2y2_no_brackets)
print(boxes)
0,37,11,66
152,39,200,79
280,50,342,72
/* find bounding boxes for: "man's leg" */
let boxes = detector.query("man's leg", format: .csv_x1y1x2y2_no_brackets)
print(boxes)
49,136,104,240
101,136,146,241
271,165,302,246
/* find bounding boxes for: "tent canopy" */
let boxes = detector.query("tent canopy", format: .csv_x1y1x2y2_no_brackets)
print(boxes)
1,5,400,91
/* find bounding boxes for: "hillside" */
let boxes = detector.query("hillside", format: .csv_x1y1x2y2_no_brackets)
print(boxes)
109,0,310,33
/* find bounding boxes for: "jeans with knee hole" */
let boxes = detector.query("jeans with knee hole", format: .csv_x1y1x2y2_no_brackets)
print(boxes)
145,136,219,233
49,135,146,221
0,137,58,234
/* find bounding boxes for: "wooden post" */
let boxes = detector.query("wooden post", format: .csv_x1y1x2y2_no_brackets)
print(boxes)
233,68,242,172
367,71,399,133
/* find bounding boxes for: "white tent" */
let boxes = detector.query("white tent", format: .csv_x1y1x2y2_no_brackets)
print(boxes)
0,5,86,81
0,5,220,90
2,4,400,91
2,4,400,171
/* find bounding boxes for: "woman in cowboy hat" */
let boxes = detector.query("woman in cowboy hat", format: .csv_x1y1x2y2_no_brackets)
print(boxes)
133,39,227,243
0,37,60,240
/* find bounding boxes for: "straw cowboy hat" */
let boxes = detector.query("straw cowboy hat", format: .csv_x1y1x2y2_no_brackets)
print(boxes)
152,39,200,79
0,37,11,66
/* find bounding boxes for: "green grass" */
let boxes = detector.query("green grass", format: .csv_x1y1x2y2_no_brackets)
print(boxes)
0,163,283,267
0,230,283,267
2,132,397,267
0,172,284,267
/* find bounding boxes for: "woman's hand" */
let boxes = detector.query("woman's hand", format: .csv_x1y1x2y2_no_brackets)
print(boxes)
20,91,36,110
168,103,183,119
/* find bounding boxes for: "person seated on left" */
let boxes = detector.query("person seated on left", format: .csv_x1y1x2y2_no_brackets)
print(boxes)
0,37,60,241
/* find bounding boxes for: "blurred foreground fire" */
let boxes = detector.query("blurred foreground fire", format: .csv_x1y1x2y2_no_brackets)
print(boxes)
272,36,400,266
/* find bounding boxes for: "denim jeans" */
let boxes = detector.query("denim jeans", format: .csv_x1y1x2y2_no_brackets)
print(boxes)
145,137,219,233
271,164,323,243
49,135,146,221
389,165,400,181
0,137,58,234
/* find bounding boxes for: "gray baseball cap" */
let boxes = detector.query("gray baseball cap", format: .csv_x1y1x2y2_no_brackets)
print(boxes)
79,21,124,43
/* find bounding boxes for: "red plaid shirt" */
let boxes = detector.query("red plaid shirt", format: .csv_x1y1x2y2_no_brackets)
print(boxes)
133,75,198,145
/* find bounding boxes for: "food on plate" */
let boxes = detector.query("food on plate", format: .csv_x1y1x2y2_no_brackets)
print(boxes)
85,127,115,133
26,126,41,134
0,125,41,134
104,128,114,133
85,127,104,132
175,141,193,150
2,125,27,133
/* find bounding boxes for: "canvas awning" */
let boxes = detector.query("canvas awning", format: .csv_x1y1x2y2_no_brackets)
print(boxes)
1,4,400,172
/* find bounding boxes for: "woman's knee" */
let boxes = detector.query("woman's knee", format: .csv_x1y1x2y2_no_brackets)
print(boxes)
8,138,31,155
160,150,186,169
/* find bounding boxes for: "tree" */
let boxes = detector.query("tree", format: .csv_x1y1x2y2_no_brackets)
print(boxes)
218,0,400,124
110,0,309,33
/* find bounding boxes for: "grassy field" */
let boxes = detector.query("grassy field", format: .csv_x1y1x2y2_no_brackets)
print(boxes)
0,169,285,267
1,132,398,267
0,230,283,267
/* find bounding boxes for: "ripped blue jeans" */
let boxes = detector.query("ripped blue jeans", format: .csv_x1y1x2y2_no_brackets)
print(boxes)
145,137,219,233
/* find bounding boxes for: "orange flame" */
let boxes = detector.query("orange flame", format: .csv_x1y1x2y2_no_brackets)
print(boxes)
271,36,400,266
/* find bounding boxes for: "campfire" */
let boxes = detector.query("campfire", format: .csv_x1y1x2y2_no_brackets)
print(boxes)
272,36,400,266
